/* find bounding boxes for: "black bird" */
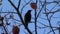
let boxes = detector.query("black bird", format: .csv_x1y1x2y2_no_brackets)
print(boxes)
24,10,32,28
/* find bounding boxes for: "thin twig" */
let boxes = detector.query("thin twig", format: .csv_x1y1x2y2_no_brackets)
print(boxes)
18,0,21,9
44,0,55,34
34,9,37,34
21,0,31,13
2,18,8,34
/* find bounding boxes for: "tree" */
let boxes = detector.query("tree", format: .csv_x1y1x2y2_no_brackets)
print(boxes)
0,0,60,34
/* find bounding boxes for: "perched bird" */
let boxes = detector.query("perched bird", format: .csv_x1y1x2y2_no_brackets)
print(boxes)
24,10,32,28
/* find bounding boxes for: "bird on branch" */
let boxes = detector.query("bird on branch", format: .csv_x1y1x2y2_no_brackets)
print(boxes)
24,10,32,28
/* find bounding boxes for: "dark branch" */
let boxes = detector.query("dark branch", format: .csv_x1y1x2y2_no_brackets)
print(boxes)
18,0,21,9
0,12,17,14
8,0,17,9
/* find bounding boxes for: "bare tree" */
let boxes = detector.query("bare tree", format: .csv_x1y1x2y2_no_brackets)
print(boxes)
0,0,60,34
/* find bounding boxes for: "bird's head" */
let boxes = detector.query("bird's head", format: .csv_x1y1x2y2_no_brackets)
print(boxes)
28,10,32,13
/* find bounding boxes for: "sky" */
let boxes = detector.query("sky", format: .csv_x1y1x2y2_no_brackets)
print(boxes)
0,0,60,34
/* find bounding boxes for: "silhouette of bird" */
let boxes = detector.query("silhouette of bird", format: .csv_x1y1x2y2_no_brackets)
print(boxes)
24,10,32,28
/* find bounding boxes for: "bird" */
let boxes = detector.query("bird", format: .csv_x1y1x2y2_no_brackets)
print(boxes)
24,10,32,28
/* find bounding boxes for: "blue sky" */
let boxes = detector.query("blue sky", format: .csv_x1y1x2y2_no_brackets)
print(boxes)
0,0,60,34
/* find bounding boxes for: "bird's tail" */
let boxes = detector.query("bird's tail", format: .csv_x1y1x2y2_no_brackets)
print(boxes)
25,23,28,29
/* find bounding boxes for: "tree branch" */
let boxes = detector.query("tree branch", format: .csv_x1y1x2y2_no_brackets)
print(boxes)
44,0,55,34
8,0,17,10
34,9,37,34
18,0,21,9
8,0,32,34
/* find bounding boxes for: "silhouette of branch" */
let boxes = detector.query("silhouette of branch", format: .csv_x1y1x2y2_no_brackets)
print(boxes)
43,9,60,14
7,18,21,22
8,0,32,34
44,0,55,34
47,28,58,34
1,17,8,34
37,26,49,29
38,21,58,29
34,9,37,34
12,18,21,22
38,21,49,27
21,0,31,13
38,26,58,29
18,0,21,9
34,0,38,34
39,17,47,20
39,1,60,5
46,10,55,34
0,12,17,14
37,0,46,19
8,0,17,10
3,24,8,34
